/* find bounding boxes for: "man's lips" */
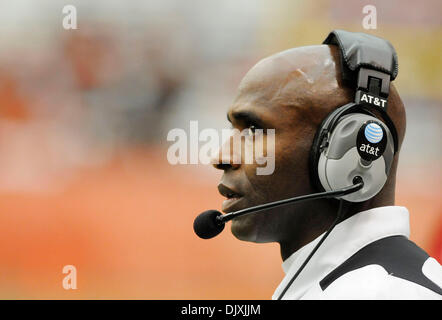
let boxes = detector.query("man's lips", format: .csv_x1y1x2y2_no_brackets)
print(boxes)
221,196,245,213
217,183,245,213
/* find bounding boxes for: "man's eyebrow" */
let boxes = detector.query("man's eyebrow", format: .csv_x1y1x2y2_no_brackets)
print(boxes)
227,110,266,128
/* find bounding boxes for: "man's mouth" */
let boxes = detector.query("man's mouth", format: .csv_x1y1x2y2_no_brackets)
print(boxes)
222,194,244,213
217,183,245,213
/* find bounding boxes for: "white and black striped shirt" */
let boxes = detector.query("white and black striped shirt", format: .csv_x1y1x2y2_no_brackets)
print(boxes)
272,206,442,300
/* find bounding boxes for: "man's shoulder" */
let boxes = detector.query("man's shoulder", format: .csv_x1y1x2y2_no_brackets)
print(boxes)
319,263,441,299
319,235,442,299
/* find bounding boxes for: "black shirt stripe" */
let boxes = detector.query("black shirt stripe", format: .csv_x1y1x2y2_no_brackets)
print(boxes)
319,235,442,295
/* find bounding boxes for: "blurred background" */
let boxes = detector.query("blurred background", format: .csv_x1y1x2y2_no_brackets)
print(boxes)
0,0,440,299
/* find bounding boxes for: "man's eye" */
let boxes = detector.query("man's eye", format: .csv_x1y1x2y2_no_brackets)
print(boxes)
247,125,257,136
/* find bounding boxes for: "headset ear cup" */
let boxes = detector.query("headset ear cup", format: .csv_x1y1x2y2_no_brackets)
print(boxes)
316,113,395,202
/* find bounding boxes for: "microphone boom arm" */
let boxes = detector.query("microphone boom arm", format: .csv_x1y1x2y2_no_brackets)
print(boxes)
216,180,364,225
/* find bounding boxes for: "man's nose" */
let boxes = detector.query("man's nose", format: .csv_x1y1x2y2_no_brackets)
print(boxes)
211,136,241,171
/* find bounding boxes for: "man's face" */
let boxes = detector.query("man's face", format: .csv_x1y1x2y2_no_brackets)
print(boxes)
212,80,316,243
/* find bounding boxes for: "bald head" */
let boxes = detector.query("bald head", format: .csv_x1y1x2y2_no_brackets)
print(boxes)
237,45,351,110
214,44,406,253
236,44,405,149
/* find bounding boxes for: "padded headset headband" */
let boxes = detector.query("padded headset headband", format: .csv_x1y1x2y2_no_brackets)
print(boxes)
323,30,399,154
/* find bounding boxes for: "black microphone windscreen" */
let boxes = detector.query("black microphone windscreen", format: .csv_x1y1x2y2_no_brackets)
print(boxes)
193,210,225,239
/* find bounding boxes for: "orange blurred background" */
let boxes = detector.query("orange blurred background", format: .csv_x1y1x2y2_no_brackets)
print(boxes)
0,0,440,299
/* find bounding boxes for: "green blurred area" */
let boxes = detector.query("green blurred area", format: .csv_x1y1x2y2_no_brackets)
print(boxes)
258,0,442,100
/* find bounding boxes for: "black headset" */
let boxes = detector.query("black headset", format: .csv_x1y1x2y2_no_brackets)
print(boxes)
308,30,399,203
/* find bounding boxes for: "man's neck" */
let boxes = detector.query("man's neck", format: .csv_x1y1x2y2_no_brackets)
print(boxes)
278,195,395,262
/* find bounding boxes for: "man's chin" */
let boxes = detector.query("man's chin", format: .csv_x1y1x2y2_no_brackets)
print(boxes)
230,214,263,243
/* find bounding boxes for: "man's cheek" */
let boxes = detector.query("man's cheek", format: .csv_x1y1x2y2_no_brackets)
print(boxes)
242,130,276,176
255,130,275,176
242,135,255,165
242,166,271,201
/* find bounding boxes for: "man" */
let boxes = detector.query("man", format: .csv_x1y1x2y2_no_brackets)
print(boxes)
210,32,442,299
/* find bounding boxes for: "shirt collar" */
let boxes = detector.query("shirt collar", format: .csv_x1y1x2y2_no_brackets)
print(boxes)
273,206,410,300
